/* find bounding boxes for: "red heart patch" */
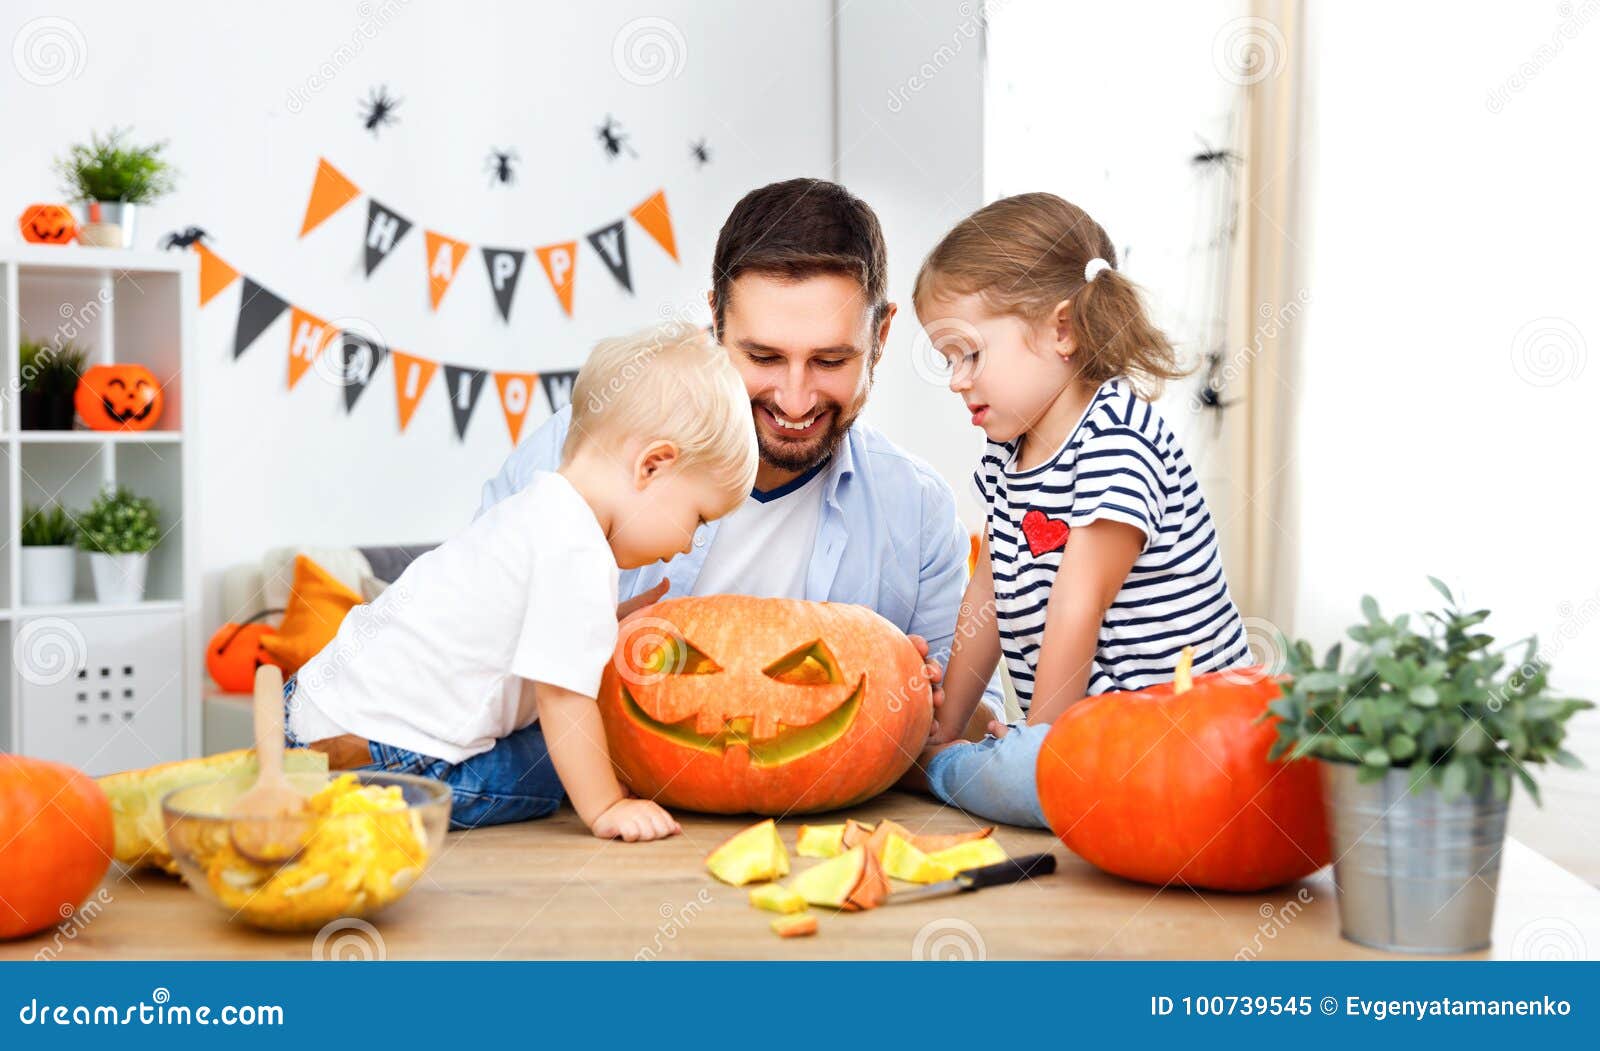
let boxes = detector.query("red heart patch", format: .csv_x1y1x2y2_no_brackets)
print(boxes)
1021,509,1070,557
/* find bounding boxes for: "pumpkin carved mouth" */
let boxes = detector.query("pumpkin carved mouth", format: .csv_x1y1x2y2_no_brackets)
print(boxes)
618,675,865,768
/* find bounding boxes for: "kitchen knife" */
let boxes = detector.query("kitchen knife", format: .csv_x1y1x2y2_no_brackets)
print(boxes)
887,852,1058,904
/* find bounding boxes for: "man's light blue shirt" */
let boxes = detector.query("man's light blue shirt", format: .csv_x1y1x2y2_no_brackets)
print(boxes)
477,405,1005,719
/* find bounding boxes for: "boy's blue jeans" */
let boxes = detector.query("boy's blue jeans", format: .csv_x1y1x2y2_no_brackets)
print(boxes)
924,722,1051,829
282,675,566,830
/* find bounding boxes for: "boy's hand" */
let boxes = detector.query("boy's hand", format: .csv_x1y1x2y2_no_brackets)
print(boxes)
592,797,682,842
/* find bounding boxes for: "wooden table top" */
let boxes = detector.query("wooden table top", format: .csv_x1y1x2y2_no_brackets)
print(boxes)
8,791,1597,961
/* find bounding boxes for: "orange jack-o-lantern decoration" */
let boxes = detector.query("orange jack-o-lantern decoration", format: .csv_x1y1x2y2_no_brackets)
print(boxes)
75,364,164,431
205,611,284,693
1036,648,1330,892
597,596,932,815
19,203,77,244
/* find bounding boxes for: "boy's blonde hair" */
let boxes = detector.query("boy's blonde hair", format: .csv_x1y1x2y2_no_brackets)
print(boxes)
562,321,758,495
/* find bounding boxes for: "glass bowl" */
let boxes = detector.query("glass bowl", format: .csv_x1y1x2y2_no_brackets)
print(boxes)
161,770,451,932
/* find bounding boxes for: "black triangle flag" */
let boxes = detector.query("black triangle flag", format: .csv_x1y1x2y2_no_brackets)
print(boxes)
585,220,632,294
443,365,488,440
365,199,413,277
233,278,289,359
339,332,389,413
539,369,580,413
480,247,526,322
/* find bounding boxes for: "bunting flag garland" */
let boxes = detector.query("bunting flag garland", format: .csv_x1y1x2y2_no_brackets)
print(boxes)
196,242,240,306
535,241,577,317
586,220,632,293
364,199,413,276
480,247,526,323
339,332,388,413
233,278,288,359
286,307,335,389
443,365,489,440
424,230,471,311
494,371,541,445
300,158,362,238
539,369,580,414
289,156,675,320
391,350,438,432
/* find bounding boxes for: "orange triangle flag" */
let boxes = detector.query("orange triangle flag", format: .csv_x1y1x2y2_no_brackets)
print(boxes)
494,371,541,445
299,158,361,238
286,307,335,389
535,242,577,317
194,242,239,307
630,189,678,262
425,231,471,311
391,350,438,432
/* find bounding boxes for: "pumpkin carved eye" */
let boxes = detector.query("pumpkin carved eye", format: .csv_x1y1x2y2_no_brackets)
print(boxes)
643,636,721,676
763,640,842,686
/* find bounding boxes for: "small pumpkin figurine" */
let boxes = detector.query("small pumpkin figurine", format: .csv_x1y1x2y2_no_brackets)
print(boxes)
18,203,78,244
75,363,164,431
205,610,284,693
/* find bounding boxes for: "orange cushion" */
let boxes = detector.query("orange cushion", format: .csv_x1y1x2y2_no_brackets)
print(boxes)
258,555,364,675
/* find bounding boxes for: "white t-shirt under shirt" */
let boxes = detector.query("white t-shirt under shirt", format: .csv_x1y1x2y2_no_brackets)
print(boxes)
691,459,829,599
289,471,620,764
975,378,1249,708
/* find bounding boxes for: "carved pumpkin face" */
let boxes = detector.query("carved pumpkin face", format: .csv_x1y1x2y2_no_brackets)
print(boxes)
75,364,164,431
597,596,931,815
19,204,77,244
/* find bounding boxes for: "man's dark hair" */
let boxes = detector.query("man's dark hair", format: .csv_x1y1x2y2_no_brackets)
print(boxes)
711,178,889,338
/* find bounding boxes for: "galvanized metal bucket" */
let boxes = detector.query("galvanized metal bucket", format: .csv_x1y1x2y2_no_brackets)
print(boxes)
1320,760,1507,953
73,200,137,248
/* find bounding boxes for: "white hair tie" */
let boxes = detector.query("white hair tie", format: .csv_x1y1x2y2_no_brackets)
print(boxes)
1084,257,1111,283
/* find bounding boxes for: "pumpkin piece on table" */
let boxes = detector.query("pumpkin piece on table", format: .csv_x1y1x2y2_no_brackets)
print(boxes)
795,822,846,858
597,596,932,815
74,363,164,431
705,818,789,886
1035,647,1331,893
787,844,891,911
771,913,818,938
862,818,916,861
749,882,808,914
926,836,1008,873
881,834,957,884
0,755,114,939
257,556,365,676
19,203,77,244
840,818,876,849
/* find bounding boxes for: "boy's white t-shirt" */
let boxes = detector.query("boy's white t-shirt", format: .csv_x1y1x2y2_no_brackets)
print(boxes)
289,471,620,764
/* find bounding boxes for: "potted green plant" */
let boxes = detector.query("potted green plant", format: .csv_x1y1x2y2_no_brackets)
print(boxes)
18,337,88,430
53,127,178,248
20,503,79,605
1268,577,1592,954
77,485,160,604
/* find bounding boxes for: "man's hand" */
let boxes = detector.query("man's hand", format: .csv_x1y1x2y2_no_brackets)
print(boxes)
617,579,670,621
905,634,947,739
591,797,682,841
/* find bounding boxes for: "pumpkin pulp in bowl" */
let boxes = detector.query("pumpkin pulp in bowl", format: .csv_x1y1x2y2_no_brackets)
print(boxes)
161,770,450,931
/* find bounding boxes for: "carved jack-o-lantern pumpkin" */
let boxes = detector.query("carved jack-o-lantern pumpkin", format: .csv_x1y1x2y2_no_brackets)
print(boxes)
18,203,77,244
75,364,164,431
205,611,284,694
597,596,932,815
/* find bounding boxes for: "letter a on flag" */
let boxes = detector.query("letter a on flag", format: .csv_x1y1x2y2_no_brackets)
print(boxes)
425,231,471,311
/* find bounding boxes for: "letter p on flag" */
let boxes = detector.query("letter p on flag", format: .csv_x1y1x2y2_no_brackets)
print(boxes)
537,241,577,317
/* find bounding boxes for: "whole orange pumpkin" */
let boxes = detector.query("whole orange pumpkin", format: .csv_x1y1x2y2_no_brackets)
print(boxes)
597,596,931,815
75,363,164,431
0,754,114,939
18,203,77,244
1036,649,1329,892
205,611,283,693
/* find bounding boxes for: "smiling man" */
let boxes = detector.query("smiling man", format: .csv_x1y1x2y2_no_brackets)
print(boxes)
478,178,1004,733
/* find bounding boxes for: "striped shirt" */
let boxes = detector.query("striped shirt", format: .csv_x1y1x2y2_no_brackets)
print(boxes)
975,378,1249,708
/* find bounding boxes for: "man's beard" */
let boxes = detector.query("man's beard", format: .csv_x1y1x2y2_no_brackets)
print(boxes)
753,392,862,473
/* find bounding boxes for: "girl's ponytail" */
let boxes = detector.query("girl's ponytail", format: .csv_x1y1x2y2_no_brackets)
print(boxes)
914,193,1187,398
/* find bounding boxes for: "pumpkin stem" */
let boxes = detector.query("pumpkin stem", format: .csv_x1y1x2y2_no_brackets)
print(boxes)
1173,646,1195,694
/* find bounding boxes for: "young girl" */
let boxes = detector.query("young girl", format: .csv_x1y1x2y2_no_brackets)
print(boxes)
911,193,1250,827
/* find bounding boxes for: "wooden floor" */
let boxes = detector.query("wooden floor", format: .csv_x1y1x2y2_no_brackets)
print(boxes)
7,791,1599,960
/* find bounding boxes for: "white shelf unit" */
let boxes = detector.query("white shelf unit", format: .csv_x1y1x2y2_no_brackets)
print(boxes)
1,244,201,774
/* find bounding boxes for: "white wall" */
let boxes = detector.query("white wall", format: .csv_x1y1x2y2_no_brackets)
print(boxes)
1293,1,1600,874
1,0,834,627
